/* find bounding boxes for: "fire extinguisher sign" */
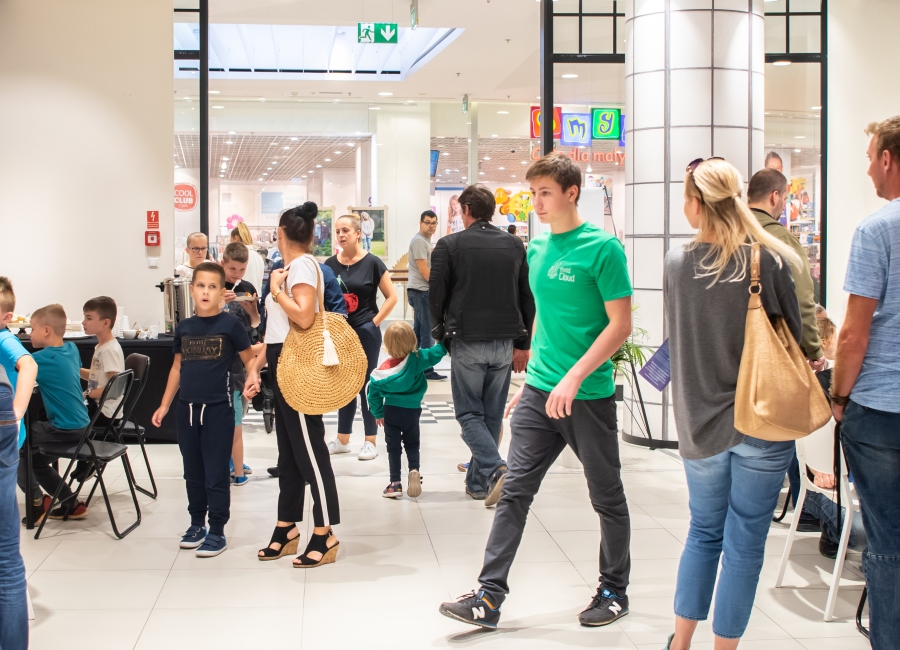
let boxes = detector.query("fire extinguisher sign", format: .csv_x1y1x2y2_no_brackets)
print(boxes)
147,210,160,229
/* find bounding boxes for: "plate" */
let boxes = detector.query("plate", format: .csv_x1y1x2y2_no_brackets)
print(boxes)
8,322,30,330
234,295,257,302
63,332,91,339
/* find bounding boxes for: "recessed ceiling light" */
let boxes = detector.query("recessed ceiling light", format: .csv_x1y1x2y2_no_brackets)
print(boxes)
521,161,528,164
378,92,394,96
499,167,505,170
497,111,509,115
561,73,578,79
347,142,355,147
772,60,791,66
259,98,266,102
369,106,381,110
219,174,224,177
184,98,191,102
212,105,224,109
325,158,332,162
209,90,220,94
258,177,263,181
462,176,467,179
511,175,516,178
335,151,342,155
484,156,491,160
263,173,268,176
222,157,229,161
794,136,806,139
309,170,314,173
267,167,272,170
272,162,277,165
291,137,299,141
491,134,499,138
283,146,290,150
811,106,822,110
793,148,802,153
479,172,485,175
316,164,322,168
175,165,181,168
442,152,450,156
225,140,233,145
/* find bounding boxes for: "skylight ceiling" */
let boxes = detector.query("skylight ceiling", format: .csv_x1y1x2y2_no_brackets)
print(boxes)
173,23,461,81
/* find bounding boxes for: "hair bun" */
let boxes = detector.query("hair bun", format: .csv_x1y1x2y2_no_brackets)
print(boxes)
299,201,318,220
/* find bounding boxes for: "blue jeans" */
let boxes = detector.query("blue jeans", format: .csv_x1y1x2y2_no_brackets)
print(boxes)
450,339,513,493
841,400,900,650
362,236,372,251
802,491,866,550
676,437,794,639
0,384,28,649
407,289,434,373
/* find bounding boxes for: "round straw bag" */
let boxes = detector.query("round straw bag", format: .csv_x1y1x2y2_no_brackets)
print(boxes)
277,255,367,415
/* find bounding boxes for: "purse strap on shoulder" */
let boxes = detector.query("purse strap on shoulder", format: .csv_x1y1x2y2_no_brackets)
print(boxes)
303,254,328,331
749,242,762,295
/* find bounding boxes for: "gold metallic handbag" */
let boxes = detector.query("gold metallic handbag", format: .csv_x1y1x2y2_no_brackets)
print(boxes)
734,243,831,441
277,255,367,415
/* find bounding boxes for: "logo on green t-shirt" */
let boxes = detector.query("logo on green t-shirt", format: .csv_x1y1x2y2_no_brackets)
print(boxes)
547,260,575,283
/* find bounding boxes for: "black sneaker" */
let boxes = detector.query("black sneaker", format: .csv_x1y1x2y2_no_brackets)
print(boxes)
439,590,501,629
818,534,839,559
484,465,508,507
71,461,96,483
797,516,821,533
425,371,447,381
578,588,629,627
267,466,279,478
465,485,487,500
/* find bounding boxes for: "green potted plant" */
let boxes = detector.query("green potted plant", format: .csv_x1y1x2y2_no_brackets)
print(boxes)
611,307,652,401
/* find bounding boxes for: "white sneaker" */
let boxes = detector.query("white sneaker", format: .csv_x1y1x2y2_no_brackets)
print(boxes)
358,441,378,461
328,439,351,455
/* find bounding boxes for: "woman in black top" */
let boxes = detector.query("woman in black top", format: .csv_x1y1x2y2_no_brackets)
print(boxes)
324,215,398,460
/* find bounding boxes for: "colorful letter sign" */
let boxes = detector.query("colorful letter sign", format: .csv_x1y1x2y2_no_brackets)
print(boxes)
560,113,592,147
592,108,622,140
358,22,398,44
530,106,563,139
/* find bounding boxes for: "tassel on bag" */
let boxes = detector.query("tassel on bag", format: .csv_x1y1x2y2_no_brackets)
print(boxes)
321,329,339,366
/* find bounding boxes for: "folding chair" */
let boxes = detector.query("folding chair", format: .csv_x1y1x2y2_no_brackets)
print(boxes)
774,420,861,621
35,371,141,539
109,354,156,498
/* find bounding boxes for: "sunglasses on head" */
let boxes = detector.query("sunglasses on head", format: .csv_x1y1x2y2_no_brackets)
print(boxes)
686,157,725,202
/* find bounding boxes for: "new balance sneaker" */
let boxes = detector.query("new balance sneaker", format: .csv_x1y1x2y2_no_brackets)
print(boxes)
578,588,629,627
407,469,422,498
195,533,227,558
439,590,501,629
180,525,207,549
327,439,352,455
48,501,88,520
358,441,378,461
484,465,508,507
232,474,250,487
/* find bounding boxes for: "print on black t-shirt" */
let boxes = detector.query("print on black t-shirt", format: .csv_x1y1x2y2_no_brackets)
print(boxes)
324,253,388,330
181,335,225,360
174,312,252,405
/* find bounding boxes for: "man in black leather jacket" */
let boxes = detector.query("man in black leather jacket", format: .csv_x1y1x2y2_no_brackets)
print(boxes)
429,184,535,504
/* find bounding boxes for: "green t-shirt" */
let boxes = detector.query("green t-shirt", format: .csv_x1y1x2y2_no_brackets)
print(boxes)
526,222,632,400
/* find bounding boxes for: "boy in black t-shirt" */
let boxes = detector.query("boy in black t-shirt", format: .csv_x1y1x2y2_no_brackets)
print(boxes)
152,262,255,558
221,243,262,485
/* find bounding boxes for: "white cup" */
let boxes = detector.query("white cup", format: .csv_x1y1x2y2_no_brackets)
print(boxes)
148,325,159,340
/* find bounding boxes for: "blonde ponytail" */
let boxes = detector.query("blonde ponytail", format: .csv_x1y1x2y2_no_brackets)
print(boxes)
685,158,801,285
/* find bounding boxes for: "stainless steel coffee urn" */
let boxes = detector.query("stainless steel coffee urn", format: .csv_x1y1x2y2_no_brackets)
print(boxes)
156,277,194,334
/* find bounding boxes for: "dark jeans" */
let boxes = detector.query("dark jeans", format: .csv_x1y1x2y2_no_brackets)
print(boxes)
0,384,27,649
407,289,435,373
450,339,513,493
841,400,900,650
176,400,234,536
479,386,630,606
803,491,866,550
269,344,340,527
17,421,81,504
338,320,381,437
384,405,421,483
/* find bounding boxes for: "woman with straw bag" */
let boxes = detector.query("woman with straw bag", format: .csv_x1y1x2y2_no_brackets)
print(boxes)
244,202,365,568
661,158,821,650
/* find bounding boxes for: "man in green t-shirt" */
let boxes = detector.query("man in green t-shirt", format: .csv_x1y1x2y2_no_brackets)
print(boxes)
440,154,634,630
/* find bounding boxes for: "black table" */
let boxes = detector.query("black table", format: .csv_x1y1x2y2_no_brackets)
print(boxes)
21,335,180,442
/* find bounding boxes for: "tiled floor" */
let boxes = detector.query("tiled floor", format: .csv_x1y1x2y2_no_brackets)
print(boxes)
20,371,870,649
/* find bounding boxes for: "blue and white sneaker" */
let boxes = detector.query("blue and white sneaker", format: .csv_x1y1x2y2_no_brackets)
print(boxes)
242,463,252,475
195,533,227,557
439,590,501,629
229,458,235,476
179,525,207,549
232,474,249,487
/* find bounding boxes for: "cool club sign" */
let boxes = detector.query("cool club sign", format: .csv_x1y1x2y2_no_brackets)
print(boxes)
358,22,398,44
174,183,198,212
531,106,624,143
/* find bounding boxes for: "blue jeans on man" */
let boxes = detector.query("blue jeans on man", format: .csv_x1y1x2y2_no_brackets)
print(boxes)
450,339,512,495
841,400,900,650
0,383,28,649
407,289,435,373
676,437,794,640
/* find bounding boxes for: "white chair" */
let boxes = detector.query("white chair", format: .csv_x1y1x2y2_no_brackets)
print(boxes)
775,419,861,621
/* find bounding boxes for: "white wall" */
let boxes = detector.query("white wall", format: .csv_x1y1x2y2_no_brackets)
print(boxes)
323,169,358,216
826,0,900,324
0,0,172,327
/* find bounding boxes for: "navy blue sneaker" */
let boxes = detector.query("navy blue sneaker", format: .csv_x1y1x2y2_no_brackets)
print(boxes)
439,590,501,629
180,525,207,549
195,533,227,557
578,588,629,626
484,465,508,507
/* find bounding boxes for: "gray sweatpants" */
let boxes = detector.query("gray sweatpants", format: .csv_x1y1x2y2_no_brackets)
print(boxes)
478,385,631,605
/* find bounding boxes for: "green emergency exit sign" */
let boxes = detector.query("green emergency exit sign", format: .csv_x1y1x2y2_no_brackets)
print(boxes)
358,22,398,44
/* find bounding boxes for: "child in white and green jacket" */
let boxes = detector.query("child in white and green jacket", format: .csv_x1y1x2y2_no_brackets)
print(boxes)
368,321,446,498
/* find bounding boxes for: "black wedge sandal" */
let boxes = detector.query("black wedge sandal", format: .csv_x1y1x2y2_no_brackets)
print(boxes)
293,530,339,568
258,524,299,561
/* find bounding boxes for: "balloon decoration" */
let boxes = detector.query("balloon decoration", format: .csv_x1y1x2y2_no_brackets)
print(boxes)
226,214,244,230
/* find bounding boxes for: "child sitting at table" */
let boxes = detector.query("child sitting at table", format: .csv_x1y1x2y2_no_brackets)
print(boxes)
368,321,446,498
17,304,92,523
152,262,256,558
72,296,125,483
0,277,40,522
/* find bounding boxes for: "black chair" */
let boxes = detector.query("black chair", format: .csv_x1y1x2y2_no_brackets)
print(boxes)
35,370,141,540
109,354,156,498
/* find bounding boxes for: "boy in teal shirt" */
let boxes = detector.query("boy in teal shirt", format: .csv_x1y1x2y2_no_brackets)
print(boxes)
440,154,634,630
368,321,446,498
17,304,91,524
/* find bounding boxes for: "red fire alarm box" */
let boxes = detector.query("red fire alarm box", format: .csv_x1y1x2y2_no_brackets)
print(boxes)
145,231,160,247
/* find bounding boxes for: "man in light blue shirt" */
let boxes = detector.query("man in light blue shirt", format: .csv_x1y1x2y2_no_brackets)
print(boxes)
831,115,900,650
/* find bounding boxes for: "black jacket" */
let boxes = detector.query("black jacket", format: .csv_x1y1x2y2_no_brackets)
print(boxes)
429,221,535,350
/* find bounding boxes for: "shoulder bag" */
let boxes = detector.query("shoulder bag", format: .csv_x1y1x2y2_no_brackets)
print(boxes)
734,243,831,441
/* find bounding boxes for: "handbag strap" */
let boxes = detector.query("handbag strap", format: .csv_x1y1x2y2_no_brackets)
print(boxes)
303,254,328,333
749,242,761,293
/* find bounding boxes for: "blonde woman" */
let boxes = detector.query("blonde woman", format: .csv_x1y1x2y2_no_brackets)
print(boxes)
359,212,375,251
231,222,264,292
446,194,463,235
662,158,803,650
324,215,398,460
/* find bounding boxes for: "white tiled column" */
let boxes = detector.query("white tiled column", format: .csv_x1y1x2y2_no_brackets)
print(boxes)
624,0,765,442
